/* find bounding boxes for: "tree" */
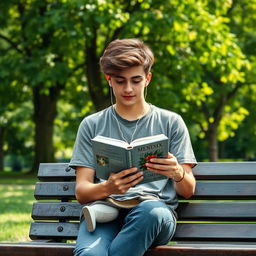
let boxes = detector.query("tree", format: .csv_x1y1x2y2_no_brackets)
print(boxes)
0,1,85,171
0,24,31,170
223,0,256,160
133,0,250,161
1,0,254,170
64,0,250,161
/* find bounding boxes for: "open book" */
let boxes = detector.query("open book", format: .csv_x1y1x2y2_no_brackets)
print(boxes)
91,134,169,185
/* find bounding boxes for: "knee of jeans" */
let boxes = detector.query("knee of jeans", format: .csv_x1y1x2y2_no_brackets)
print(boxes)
136,201,174,225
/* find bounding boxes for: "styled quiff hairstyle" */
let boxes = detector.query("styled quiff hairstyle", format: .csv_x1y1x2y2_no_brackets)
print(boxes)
100,38,154,75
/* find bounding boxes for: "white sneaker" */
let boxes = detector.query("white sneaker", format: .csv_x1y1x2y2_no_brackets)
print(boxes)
82,206,96,232
82,203,119,233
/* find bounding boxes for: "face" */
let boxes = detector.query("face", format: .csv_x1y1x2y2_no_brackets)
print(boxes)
107,66,151,108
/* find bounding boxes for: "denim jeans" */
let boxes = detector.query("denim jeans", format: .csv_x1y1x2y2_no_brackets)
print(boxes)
74,200,176,256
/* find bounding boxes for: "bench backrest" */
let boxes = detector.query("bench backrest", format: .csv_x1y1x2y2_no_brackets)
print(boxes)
30,162,256,242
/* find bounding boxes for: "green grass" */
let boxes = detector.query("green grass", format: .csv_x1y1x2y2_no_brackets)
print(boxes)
0,173,37,242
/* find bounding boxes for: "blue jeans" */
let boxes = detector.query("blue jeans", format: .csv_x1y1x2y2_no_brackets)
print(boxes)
74,200,176,256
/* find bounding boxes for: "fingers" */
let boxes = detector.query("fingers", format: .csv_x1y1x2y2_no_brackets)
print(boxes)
107,168,144,194
115,167,138,179
122,171,143,184
145,152,180,179
145,155,176,170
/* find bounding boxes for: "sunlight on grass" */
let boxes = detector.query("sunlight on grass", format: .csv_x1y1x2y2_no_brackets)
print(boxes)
0,183,35,242
0,213,31,224
0,214,32,242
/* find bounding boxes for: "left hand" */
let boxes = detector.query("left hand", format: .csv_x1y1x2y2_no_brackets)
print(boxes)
145,152,184,181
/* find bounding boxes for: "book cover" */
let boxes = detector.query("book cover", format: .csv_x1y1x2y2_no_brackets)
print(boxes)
91,134,169,184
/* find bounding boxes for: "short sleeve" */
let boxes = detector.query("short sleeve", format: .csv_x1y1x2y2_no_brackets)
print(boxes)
69,118,96,170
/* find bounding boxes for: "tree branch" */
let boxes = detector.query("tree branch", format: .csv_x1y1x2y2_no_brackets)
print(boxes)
212,95,226,126
0,33,23,54
200,101,211,121
227,82,243,100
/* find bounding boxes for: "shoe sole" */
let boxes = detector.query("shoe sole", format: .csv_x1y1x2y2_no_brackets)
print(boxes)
83,207,95,232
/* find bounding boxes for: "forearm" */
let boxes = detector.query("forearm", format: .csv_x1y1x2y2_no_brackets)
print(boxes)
76,180,110,204
174,164,196,199
75,166,111,204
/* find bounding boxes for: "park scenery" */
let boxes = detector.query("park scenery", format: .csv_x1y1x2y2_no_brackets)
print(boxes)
0,0,256,243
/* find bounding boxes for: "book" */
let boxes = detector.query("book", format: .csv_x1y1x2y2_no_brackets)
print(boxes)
91,134,169,184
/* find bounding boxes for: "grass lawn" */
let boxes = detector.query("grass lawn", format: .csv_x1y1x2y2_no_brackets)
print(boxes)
0,172,37,242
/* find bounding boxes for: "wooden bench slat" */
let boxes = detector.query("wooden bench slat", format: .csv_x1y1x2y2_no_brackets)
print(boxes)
145,244,256,256
34,181,256,200
29,222,79,240
177,202,256,220
34,182,76,200
2,243,256,256
38,163,75,181
193,162,256,180
32,202,83,220
29,222,256,242
2,244,256,256
31,202,256,221
194,181,256,199
37,162,256,181
0,243,75,256
175,223,256,241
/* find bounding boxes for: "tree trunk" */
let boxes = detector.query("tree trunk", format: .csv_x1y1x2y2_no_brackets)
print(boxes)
31,84,62,173
0,126,5,171
85,36,109,111
206,125,218,162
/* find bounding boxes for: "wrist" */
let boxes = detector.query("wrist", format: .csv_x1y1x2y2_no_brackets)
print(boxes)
173,164,185,183
100,181,112,198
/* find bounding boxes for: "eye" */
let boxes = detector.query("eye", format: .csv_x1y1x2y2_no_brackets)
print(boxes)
115,80,125,84
132,79,143,84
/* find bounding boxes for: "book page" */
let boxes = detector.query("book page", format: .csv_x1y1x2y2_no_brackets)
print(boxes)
131,134,168,147
92,140,130,180
92,135,129,149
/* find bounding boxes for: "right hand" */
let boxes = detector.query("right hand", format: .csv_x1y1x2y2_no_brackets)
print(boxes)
105,167,143,194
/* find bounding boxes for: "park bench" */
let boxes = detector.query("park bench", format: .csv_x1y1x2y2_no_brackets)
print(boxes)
1,161,256,256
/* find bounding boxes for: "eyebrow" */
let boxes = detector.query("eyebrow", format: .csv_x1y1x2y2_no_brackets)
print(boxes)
113,75,144,79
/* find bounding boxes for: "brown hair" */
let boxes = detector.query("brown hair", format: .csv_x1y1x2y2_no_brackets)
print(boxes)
100,38,154,75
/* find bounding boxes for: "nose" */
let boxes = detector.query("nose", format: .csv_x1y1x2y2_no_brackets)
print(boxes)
124,81,133,93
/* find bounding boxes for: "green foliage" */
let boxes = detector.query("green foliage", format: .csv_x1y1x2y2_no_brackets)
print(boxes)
1,0,256,164
225,0,256,159
123,0,252,159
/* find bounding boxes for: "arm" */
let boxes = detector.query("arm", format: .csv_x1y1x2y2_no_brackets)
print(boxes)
145,153,196,199
173,163,196,199
75,166,144,204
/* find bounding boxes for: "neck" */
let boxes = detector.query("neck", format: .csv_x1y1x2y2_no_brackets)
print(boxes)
114,101,150,121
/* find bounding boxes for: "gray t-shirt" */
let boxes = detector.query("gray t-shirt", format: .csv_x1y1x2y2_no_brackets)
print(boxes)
70,104,197,211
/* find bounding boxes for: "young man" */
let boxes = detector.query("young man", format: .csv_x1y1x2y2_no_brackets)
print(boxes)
70,38,197,256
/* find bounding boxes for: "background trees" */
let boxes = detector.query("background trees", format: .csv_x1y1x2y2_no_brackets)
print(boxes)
0,0,255,173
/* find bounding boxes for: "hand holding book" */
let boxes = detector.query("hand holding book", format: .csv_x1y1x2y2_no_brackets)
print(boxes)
104,167,144,194
145,152,185,181
91,134,169,185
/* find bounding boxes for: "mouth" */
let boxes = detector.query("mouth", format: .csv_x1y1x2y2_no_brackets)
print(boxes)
122,95,135,100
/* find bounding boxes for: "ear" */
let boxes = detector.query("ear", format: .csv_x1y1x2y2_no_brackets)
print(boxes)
105,74,112,87
145,72,152,86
